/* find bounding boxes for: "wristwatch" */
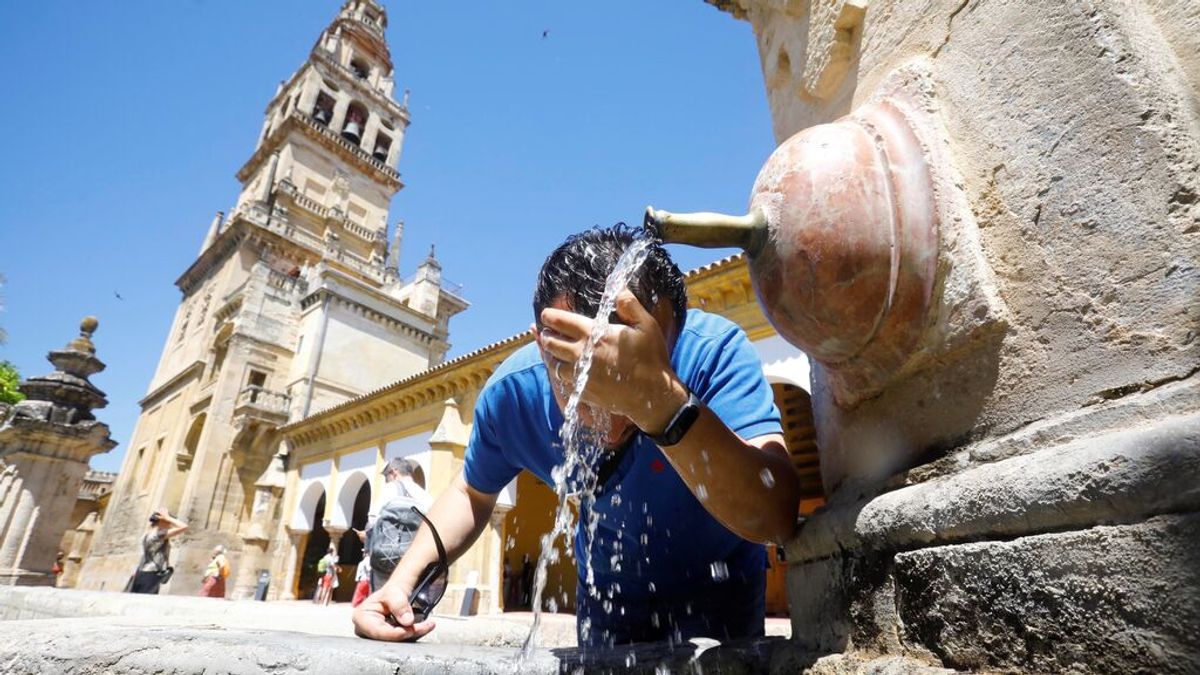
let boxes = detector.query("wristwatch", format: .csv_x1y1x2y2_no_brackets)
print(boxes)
649,389,702,447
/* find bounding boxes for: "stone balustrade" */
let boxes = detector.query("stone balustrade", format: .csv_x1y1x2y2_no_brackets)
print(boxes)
293,110,400,182
235,386,291,419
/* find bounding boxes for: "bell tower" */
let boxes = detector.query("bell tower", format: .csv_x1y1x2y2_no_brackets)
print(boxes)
79,0,468,598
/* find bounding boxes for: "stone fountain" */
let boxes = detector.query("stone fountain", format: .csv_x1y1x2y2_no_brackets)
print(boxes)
0,318,117,586
647,1,1200,670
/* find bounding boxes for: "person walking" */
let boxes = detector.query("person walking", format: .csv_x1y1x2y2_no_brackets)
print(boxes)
352,557,372,607
314,545,339,605
130,509,187,594
199,545,230,598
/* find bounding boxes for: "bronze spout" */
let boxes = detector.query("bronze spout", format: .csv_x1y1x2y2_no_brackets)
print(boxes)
644,206,768,257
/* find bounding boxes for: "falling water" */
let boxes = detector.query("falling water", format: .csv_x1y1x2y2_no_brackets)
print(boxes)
519,237,655,659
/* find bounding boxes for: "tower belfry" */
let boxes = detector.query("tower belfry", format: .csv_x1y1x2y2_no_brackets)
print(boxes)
79,0,468,598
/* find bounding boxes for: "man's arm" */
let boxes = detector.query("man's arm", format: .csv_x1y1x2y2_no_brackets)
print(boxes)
353,471,499,641
539,290,802,544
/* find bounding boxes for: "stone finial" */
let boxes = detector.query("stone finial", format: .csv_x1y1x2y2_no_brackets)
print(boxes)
429,398,467,447
67,317,99,355
422,244,441,270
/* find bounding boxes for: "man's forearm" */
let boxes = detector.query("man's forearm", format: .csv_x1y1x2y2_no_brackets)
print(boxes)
388,471,498,588
660,408,801,544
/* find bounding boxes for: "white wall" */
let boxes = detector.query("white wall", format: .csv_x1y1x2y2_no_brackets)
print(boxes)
753,334,812,392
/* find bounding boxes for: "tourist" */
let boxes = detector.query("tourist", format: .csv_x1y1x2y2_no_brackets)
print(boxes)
50,551,65,585
363,458,433,534
358,458,435,592
353,225,801,646
130,509,187,594
352,557,372,607
199,545,230,598
314,545,338,605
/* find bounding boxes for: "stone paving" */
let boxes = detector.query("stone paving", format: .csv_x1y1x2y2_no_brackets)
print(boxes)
0,587,825,674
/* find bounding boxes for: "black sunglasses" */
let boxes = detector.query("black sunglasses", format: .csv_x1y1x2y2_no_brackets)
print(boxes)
407,506,449,623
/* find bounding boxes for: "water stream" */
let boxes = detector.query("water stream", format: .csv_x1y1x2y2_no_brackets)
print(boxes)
519,237,655,659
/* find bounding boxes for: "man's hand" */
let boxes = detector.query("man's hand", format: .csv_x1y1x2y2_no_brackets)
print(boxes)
537,290,687,434
352,581,436,642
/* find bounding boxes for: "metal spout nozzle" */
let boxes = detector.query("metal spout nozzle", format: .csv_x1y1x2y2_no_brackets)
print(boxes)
644,206,767,256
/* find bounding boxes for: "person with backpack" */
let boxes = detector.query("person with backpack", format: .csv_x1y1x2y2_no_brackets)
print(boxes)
199,545,230,598
361,458,433,593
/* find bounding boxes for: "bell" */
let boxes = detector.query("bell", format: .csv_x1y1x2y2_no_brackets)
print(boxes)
372,145,388,162
342,120,362,144
313,108,331,125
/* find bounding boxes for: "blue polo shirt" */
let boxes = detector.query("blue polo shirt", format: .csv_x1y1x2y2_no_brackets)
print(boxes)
464,309,781,606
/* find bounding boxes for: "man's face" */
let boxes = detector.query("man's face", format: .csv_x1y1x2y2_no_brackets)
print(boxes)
539,295,678,450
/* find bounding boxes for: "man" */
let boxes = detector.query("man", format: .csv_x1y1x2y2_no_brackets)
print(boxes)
360,458,433,591
354,225,800,646
364,458,432,533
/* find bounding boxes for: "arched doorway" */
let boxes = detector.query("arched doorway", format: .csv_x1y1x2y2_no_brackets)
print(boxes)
297,493,330,600
333,481,371,602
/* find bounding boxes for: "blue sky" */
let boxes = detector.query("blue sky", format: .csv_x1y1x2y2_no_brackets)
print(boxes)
0,1,775,473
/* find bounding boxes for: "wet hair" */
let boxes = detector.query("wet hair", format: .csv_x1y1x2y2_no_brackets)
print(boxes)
533,224,688,333
383,457,415,478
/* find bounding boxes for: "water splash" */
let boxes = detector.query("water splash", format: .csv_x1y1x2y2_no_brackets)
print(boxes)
520,237,655,658
710,561,729,582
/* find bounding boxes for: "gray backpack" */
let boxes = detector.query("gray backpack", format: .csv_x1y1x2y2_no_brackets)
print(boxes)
366,494,424,588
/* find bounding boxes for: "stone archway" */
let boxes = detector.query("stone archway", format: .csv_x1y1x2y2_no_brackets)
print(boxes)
333,481,371,602
292,482,327,600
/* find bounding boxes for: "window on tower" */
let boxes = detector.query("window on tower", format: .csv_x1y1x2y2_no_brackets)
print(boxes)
350,58,370,80
313,92,335,126
372,132,392,163
343,103,368,146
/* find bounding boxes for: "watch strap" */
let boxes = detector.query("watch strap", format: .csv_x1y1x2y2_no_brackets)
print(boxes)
649,390,702,447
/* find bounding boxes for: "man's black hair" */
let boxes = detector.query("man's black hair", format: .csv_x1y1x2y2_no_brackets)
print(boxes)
533,224,688,333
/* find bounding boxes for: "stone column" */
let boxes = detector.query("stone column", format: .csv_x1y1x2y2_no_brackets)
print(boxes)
0,318,116,586
325,526,346,554
360,113,381,159
485,509,510,613
329,96,351,135
297,72,320,116
276,528,308,601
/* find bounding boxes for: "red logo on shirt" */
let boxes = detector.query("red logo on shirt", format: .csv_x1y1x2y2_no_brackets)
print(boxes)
650,458,666,473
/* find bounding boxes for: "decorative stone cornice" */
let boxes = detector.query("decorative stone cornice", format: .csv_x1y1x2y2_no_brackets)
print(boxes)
703,0,749,20
282,332,531,448
299,287,440,347
176,219,248,295
237,111,402,191
139,361,205,409
683,254,773,339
